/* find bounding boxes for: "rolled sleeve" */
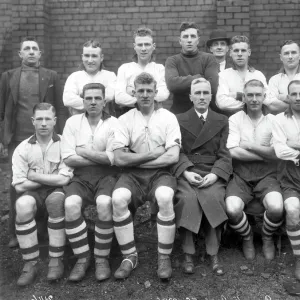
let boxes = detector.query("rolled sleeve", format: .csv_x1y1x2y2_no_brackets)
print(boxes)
227,113,241,149
112,115,130,150
58,160,74,179
12,143,29,187
165,112,181,150
63,73,84,110
155,65,170,102
61,119,77,160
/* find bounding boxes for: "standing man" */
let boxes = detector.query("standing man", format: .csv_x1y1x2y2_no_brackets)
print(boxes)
115,27,169,115
216,36,269,116
12,103,72,286
206,29,232,72
225,80,283,261
272,80,300,280
268,40,300,114
165,22,219,114
0,36,67,248
172,78,232,275
112,72,181,280
61,83,120,282
63,40,116,115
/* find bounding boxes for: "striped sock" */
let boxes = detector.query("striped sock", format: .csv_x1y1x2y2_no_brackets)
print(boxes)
16,218,39,261
228,212,252,240
157,213,175,255
48,217,65,258
262,212,283,238
113,211,136,256
65,216,90,259
286,223,300,258
94,220,113,258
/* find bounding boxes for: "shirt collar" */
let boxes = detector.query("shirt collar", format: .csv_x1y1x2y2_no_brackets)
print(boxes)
194,109,208,119
84,110,111,120
28,132,60,144
278,64,300,75
232,64,255,72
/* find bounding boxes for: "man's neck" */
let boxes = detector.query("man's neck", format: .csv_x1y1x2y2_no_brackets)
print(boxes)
284,64,299,77
22,62,39,68
87,113,102,126
137,58,150,67
292,108,300,119
247,109,263,120
139,105,155,117
215,56,226,64
235,64,248,72
181,49,198,56
36,133,53,146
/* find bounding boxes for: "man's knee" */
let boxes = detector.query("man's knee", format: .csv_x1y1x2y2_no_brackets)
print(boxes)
64,195,82,219
45,192,65,218
155,186,174,210
112,188,131,216
96,195,112,220
285,197,300,217
225,196,244,218
264,192,284,217
15,195,36,218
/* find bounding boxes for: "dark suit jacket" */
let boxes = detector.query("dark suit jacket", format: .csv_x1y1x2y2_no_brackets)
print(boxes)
172,108,232,231
0,66,67,145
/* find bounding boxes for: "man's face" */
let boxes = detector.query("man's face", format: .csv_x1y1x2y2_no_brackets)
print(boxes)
288,83,300,112
280,43,300,70
210,40,229,59
134,36,155,63
190,82,211,113
82,47,103,75
179,28,199,54
31,109,56,137
134,82,157,109
243,85,265,112
230,42,251,67
83,89,106,116
19,41,41,67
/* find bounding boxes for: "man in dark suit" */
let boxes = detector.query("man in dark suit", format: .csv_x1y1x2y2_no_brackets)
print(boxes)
206,29,233,72
0,36,67,247
172,78,232,275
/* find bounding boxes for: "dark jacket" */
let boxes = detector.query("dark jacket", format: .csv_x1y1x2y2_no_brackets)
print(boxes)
172,108,232,231
0,66,67,145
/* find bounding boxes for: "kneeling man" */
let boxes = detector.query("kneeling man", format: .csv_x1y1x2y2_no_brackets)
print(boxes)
272,80,300,280
12,103,73,286
61,83,120,282
112,72,181,280
226,80,283,261
173,78,232,275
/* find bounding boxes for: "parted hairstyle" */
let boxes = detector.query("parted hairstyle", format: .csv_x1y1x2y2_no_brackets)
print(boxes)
20,36,39,50
179,22,200,36
80,39,103,71
133,27,153,40
288,80,300,94
230,35,250,48
280,40,300,51
82,82,106,99
134,72,157,89
190,78,211,94
244,79,265,91
33,103,56,116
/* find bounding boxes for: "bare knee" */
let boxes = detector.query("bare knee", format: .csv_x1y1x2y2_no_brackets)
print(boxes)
263,192,283,219
96,195,112,221
45,192,65,218
112,188,131,217
64,195,82,221
155,186,174,216
285,197,300,225
225,196,244,220
16,196,36,222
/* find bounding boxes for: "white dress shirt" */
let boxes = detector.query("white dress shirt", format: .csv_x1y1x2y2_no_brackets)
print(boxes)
194,109,208,121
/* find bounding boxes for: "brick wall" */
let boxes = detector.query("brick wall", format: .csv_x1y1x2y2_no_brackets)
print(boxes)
0,0,299,83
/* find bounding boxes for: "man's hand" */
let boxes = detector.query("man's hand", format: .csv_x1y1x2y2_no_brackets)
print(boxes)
198,173,218,188
151,145,166,159
183,170,203,187
126,85,135,96
27,169,38,181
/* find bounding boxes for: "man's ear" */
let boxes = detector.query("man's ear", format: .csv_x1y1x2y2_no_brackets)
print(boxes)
152,43,156,51
189,94,193,102
242,93,246,103
132,89,136,96
31,117,35,126
248,48,251,56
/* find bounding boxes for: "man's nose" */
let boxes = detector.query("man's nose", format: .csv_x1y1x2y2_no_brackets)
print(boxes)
288,53,293,59
42,119,47,126
88,56,93,62
91,98,96,104
141,44,146,50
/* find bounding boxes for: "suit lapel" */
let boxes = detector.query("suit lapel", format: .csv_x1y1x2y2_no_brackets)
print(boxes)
178,108,203,138
191,109,224,150
39,67,51,102
9,68,22,104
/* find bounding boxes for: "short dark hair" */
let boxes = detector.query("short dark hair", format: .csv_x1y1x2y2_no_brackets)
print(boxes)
244,79,265,91
134,72,157,89
20,36,39,50
179,22,200,36
280,40,300,51
83,39,102,49
82,83,105,98
33,103,56,116
230,35,250,48
133,27,153,40
288,80,300,94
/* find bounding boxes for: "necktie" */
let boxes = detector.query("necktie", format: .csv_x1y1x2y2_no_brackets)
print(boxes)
200,115,205,124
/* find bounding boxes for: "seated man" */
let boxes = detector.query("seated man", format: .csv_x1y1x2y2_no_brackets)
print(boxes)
172,78,232,275
115,27,169,115
225,79,283,261
272,79,300,280
112,72,181,280
63,40,116,115
12,103,73,286
61,83,120,282
216,36,269,116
